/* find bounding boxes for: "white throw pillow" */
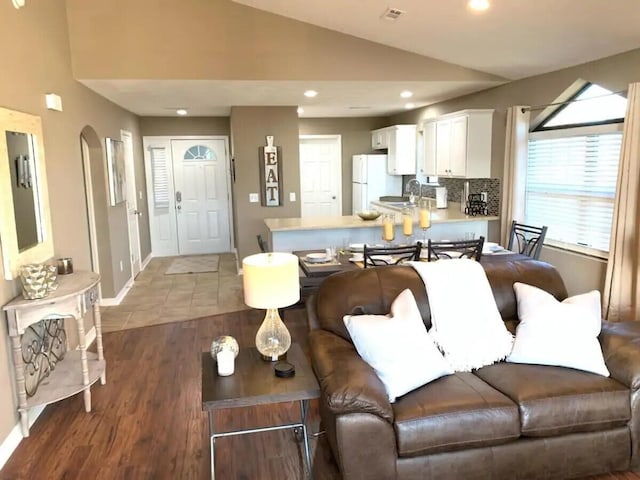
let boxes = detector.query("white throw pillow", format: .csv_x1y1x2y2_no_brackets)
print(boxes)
507,282,609,376
343,289,454,402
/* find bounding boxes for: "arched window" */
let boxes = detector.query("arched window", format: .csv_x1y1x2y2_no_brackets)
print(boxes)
184,145,216,161
526,83,626,256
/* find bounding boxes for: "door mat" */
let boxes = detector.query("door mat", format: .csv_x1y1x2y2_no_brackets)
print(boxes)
165,255,219,275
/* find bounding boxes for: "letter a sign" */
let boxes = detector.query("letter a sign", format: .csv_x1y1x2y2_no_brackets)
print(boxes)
260,135,282,206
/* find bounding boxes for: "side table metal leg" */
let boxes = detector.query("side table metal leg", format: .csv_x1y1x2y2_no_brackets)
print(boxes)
300,399,312,479
209,411,216,480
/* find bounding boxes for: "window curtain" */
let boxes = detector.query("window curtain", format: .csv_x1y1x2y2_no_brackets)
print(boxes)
603,82,640,322
501,106,530,246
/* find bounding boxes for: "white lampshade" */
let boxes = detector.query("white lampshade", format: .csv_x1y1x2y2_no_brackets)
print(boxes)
242,252,300,309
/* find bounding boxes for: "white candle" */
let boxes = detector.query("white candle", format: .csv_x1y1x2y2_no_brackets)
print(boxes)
217,350,235,376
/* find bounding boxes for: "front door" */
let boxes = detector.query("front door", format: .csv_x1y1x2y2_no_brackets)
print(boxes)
144,136,232,257
171,139,231,255
299,135,342,217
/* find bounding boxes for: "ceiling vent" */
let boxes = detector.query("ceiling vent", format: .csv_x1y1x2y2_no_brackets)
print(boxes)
381,7,405,21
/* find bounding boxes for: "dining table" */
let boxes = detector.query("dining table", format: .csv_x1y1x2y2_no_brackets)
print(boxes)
294,248,532,280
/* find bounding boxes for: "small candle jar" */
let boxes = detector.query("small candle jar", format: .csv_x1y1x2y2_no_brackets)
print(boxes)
401,207,414,242
381,213,395,245
216,349,235,376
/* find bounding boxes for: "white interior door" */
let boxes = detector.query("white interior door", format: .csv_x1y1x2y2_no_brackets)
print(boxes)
121,130,141,276
299,135,342,217
171,139,231,255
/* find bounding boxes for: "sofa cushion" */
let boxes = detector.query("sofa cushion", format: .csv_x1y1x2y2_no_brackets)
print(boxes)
343,289,453,402
475,363,630,438
392,373,520,457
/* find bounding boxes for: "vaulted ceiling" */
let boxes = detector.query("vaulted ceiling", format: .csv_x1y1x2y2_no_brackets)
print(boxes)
67,0,640,117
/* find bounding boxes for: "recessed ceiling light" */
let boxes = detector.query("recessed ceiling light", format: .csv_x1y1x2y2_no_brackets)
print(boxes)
400,91,413,98
304,90,318,98
297,107,304,115
468,0,490,12
176,109,188,116
404,103,415,109
12,0,25,9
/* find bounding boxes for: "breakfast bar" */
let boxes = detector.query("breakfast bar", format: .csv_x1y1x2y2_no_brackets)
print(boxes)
264,203,499,252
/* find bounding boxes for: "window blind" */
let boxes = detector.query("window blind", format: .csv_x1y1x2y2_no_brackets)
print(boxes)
525,130,622,255
149,147,170,209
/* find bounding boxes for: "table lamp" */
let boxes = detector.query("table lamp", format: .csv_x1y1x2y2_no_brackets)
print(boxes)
242,252,300,361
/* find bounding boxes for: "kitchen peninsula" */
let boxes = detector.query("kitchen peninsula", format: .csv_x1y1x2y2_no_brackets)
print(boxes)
265,202,499,252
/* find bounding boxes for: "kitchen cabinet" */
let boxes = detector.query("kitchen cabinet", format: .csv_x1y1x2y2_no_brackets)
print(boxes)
371,125,417,175
421,110,493,178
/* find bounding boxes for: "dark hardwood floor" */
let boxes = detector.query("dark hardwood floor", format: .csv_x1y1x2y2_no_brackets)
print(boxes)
0,308,638,480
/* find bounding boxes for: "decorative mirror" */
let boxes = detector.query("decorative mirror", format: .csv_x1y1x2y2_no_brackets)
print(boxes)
0,107,53,280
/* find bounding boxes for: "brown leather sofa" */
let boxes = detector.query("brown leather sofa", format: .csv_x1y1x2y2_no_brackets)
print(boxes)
307,259,640,479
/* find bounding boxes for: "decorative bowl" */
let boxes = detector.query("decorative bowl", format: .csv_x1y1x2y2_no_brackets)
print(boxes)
357,210,382,221
210,335,240,360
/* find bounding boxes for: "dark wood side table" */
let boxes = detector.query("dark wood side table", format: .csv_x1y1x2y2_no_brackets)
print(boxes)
201,343,320,479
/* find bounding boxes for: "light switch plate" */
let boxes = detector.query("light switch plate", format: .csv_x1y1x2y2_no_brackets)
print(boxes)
249,193,259,203
289,192,296,202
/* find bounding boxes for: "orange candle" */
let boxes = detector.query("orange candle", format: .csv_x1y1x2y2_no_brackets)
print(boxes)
419,209,431,229
382,218,395,241
402,216,413,236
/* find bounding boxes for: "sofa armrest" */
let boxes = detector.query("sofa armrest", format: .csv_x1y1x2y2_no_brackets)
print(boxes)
309,329,393,423
600,321,640,469
600,321,640,390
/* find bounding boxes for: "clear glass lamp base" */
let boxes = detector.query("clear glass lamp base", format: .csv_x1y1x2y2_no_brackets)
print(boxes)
255,308,292,362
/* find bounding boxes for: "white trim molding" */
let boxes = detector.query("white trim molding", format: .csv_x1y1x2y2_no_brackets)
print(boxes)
141,252,153,271
100,281,132,306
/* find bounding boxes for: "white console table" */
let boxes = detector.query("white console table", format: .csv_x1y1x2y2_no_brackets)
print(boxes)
2,271,106,437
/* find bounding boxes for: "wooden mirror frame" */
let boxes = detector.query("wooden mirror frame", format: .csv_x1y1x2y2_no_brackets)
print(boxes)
0,107,53,280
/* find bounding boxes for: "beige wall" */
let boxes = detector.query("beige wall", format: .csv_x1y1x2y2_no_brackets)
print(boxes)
390,48,640,293
0,0,146,444
299,117,391,215
140,117,230,137
230,107,300,260
65,0,503,83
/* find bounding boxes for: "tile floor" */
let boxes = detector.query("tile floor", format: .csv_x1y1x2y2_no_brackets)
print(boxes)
101,253,247,332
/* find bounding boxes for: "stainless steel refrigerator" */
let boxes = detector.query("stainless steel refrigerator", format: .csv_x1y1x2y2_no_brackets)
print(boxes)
352,154,402,214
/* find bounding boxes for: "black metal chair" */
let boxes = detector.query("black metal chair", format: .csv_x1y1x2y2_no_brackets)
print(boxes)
256,234,269,253
363,242,422,268
427,237,484,262
507,221,548,260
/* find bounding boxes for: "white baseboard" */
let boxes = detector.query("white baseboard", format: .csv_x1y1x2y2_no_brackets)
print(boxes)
0,327,98,469
141,252,153,270
100,281,132,307
0,404,46,470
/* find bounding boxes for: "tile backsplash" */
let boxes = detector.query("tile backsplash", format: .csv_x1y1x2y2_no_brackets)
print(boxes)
406,178,501,216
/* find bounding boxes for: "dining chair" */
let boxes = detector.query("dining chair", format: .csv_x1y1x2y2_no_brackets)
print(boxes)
507,221,548,259
427,237,485,262
256,234,270,253
363,242,422,268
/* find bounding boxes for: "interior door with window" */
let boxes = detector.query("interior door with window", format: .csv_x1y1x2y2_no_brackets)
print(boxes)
171,139,231,254
299,136,342,217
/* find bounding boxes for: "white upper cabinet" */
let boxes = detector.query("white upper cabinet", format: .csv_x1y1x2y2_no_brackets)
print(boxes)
421,109,493,178
371,125,417,175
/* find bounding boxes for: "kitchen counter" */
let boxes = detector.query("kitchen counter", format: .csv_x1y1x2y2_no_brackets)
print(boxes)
265,203,497,232
264,204,499,253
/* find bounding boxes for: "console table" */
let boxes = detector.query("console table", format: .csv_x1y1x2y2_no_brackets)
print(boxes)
2,271,106,437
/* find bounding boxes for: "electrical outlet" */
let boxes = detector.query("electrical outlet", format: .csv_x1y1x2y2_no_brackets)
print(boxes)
120,260,124,272
249,193,259,203
289,192,296,202
139,191,143,200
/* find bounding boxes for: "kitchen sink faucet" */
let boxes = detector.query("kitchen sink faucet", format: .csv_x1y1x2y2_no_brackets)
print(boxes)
406,178,422,204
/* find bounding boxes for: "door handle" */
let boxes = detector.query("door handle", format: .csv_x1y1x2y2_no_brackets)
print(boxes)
176,205,182,210
176,191,182,203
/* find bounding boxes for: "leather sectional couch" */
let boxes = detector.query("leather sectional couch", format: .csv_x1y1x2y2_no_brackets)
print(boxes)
307,259,640,479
